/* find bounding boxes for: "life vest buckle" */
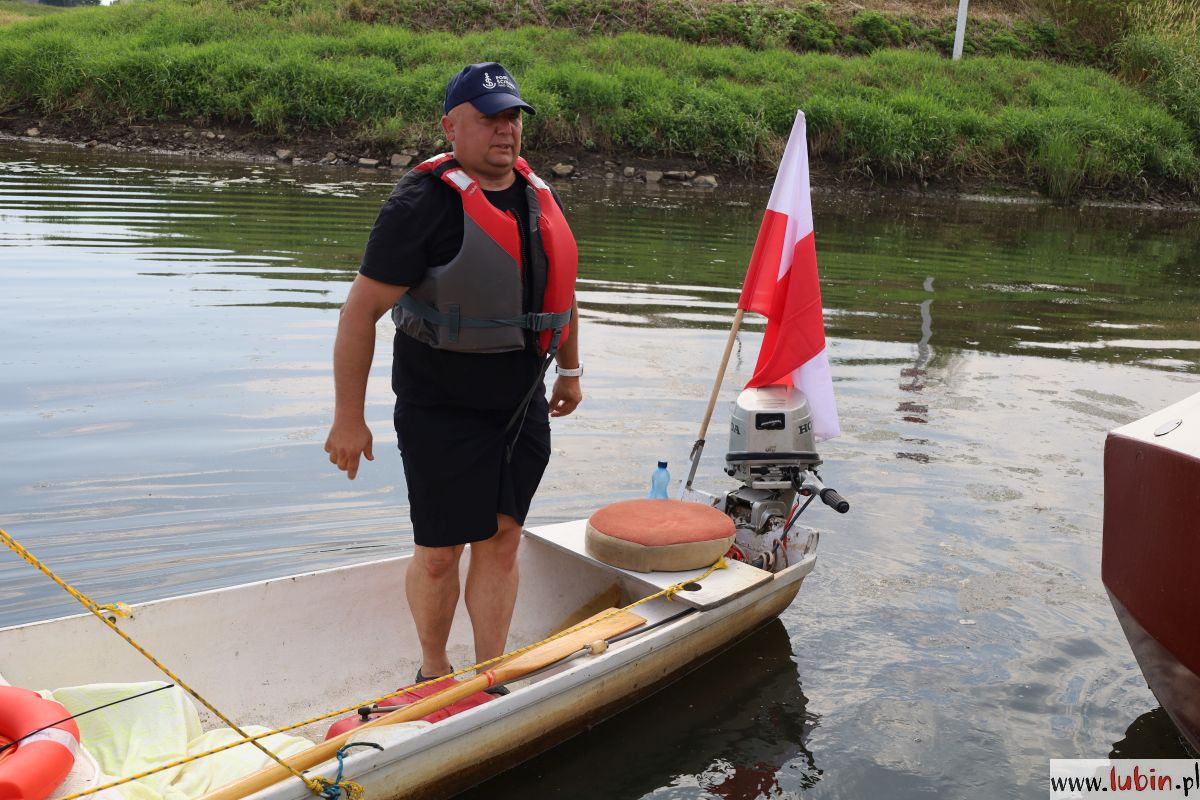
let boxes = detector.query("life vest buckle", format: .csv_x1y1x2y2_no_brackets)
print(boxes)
519,309,572,332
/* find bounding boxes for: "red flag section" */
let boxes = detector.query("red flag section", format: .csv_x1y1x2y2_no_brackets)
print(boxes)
745,231,825,388
737,209,787,316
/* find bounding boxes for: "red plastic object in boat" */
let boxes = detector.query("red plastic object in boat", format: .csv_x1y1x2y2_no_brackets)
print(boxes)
325,676,495,740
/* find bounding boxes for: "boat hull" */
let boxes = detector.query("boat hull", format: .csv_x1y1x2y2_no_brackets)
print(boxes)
1102,391,1200,754
1108,590,1200,755
0,520,815,800
348,574,803,800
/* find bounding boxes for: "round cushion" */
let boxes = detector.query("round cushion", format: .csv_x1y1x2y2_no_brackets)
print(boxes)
585,498,735,573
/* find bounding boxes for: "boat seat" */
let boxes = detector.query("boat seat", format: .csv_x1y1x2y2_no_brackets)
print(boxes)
525,517,771,612
585,498,735,573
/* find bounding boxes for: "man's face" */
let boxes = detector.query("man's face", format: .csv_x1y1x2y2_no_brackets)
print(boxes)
442,104,523,182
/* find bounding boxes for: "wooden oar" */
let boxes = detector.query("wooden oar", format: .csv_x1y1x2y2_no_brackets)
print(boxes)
200,607,646,800
684,307,745,490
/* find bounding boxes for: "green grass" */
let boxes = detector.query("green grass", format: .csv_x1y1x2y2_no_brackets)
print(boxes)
233,0,1086,62
1041,0,1200,157
1110,1,1200,152
0,0,65,26
0,0,1196,200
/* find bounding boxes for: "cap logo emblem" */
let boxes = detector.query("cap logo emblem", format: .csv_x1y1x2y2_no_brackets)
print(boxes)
482,72,515,91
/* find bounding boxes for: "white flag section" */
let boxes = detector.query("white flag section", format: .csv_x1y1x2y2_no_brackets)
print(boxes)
737,111,841,441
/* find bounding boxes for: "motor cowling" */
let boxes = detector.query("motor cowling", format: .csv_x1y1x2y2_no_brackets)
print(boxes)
719,386,844,572
725,386,822,488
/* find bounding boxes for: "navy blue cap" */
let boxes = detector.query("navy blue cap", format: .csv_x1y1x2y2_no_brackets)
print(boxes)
443,62,536,116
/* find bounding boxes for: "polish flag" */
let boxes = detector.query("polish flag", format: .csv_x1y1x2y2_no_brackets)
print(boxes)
738,111,840,441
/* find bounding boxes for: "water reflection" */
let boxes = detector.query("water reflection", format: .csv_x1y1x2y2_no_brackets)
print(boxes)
897,275,934,429
460,621,820,800
2,142,1199,372
1111,707,1195,759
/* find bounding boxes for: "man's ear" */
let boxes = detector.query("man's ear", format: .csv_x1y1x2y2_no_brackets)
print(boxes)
440,114,455,143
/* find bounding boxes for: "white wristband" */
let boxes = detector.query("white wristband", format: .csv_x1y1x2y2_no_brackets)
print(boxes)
555,364,583,377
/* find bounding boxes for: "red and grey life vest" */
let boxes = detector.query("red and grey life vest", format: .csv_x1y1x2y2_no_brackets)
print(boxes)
391,153,578,357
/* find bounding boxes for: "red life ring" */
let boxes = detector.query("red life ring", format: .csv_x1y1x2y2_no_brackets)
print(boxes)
0,686,80,800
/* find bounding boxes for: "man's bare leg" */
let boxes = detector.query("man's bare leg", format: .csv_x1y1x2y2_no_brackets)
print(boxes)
465,514,523,665
406,543,464,677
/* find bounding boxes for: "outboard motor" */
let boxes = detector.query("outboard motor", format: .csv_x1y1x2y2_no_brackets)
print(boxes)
721,386,848,571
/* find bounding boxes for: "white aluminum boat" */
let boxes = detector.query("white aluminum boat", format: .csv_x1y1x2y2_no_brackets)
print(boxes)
0,518,817,800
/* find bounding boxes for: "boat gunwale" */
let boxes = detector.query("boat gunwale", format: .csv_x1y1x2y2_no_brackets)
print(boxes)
0,552,411,636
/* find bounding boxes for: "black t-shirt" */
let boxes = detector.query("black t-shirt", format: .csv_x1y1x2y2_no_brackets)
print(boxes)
359,170,558,410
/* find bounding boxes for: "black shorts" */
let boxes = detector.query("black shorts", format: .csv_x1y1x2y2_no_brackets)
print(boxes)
395,393,551,548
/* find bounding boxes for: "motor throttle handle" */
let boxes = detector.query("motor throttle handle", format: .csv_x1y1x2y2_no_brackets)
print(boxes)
820,488,849,514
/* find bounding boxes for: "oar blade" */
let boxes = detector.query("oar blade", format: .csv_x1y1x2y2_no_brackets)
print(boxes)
492,608,646,683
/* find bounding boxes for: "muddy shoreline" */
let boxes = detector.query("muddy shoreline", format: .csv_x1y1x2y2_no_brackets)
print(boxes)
4,112,1198,211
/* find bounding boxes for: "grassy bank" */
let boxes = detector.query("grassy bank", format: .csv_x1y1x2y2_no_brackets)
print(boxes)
0,0,63,26
307,0,1087,62
0,0,1197,200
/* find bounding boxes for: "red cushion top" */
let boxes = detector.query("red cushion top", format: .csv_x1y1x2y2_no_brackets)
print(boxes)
588,499,734,546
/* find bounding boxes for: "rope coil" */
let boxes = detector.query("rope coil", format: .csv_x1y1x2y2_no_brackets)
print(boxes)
0,527,726,799
316,743,382,800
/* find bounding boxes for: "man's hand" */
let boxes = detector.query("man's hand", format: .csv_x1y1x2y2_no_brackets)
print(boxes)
549,376,582,417
325,419,374,479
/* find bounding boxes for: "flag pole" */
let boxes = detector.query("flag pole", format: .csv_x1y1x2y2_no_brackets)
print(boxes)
684,307,745,490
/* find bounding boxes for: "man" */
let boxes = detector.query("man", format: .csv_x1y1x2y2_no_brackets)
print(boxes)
324,62,582,689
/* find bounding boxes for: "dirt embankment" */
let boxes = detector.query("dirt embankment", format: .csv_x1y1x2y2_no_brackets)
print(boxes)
2,112,738,186
7,110,1197,210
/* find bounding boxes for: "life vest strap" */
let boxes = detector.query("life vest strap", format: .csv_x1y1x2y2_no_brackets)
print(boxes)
503,326,564,462
394,294,572,344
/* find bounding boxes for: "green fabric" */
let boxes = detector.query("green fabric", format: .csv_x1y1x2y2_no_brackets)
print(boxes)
47,682,312,800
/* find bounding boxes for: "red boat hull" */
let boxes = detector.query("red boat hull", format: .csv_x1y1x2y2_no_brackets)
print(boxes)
1103,394,1200,754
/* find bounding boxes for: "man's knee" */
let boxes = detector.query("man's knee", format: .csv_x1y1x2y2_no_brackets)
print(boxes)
475,515,522,567
496,513,523,539
414,544,462,579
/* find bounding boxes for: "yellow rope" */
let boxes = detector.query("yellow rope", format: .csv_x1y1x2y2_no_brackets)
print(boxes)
97,602,132,619
1,526,726,799
0,529,332,798
662,556,727,600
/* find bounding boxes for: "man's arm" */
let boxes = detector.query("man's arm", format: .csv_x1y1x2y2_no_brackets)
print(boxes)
549,297,582,418
324,274,409,479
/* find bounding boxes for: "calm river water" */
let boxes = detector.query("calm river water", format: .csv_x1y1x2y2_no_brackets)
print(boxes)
2,139,1198,798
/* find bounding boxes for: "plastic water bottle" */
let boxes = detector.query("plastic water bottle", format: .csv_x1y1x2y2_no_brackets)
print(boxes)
649,461,670,499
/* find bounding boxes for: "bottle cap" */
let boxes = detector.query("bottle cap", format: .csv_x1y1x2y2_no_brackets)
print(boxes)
658,461,668,468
